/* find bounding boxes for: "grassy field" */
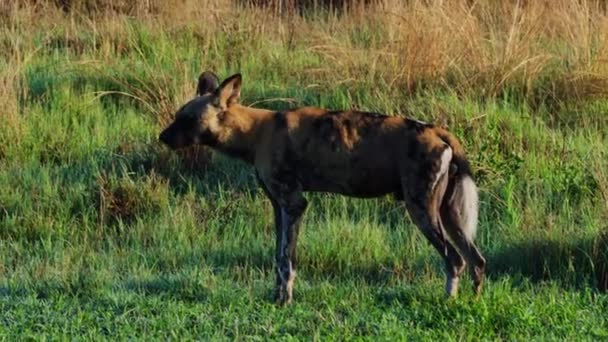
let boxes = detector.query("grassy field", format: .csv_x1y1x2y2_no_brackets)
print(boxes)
1,0,608,339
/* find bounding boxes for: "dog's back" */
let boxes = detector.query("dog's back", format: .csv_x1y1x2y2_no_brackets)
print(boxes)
256,108,447,198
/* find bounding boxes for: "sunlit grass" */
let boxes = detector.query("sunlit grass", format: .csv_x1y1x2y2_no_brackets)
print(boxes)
0,0,607,339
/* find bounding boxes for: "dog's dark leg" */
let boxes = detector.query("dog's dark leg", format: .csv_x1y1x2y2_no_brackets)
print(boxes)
262,174,307,305
276,198,306,304
256,173,284,301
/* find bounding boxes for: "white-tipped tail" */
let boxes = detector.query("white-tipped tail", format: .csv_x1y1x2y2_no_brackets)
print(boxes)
456,175,479,240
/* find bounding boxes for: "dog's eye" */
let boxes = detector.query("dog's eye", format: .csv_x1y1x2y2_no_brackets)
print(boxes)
211,97,221,108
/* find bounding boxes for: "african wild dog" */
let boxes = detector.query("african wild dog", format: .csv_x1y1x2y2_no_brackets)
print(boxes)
159,71,486,304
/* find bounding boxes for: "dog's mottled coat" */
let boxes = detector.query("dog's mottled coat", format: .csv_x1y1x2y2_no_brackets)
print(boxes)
159,72,486,304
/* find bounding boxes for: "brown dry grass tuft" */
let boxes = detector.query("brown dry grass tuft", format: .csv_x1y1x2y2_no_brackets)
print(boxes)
0,26,28,160
6,0,608,107
305,0,608,103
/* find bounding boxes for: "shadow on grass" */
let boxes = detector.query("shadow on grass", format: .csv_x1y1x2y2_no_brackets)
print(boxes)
0,273,102,300
192,229,608,295
111,144,608,295
122,276,210,303
486,232,608,292
19,136,605,299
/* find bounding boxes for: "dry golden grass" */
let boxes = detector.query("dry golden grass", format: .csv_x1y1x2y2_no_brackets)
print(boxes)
3,0,607,106
309,0,608,102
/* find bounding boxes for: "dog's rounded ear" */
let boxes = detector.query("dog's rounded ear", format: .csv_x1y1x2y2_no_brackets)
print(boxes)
197,71,220,96
217,73,242,108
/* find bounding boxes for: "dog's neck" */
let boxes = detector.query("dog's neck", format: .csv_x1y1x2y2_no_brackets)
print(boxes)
211,104,275,164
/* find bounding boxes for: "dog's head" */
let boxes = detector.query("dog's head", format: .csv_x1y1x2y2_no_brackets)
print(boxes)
159,71,241,149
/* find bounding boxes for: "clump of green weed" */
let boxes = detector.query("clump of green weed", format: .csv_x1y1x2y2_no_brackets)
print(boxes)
96,170,169,226
115,142,212,179
594,230,608,292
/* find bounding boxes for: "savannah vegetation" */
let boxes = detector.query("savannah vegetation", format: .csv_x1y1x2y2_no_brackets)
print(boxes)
1,0,607,339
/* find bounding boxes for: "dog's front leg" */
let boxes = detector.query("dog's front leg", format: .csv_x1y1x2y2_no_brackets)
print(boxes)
256,173,284,302
263,176,307,305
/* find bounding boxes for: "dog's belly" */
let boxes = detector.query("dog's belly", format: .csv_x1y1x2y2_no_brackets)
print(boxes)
295,161,402,198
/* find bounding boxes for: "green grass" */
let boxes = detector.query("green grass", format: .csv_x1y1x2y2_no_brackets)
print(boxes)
1,3,608,340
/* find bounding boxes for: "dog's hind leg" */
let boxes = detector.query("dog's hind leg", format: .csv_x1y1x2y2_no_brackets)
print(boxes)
440,175,486,295
402,146,466,297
